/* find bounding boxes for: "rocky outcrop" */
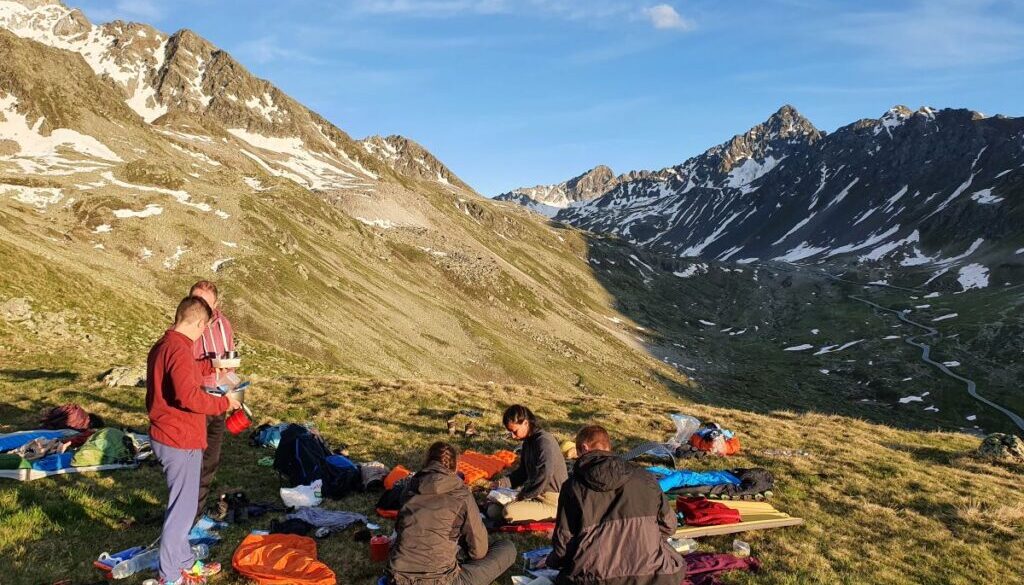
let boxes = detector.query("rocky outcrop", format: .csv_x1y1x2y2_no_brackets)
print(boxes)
976,433,1024,464
102,365,146,387
494,165,622,217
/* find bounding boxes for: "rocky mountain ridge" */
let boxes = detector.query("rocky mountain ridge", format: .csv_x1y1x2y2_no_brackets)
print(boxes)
493,164,623,217
502,104,1024,292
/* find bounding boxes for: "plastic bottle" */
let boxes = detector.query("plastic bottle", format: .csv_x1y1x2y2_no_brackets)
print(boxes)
732,539,751,558
110,544,209,579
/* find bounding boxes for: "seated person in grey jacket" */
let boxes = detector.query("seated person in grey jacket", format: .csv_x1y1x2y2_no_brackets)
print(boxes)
546,425,686,585
388,442,516,585
489,404,569,523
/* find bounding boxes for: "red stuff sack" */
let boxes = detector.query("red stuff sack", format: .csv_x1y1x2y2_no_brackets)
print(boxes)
676,497,741,527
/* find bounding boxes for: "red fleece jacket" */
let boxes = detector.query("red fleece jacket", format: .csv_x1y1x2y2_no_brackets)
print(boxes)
147,329,229,449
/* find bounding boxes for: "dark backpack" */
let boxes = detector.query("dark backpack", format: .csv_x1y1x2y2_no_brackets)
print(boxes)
273,424,360,499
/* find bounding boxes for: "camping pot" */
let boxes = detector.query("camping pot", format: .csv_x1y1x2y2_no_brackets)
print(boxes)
369,536,390,562
223,350,239,359
225,404,252,435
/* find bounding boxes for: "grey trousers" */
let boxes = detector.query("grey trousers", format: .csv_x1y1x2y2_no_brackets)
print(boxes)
457,540,517,585
153,440,202,582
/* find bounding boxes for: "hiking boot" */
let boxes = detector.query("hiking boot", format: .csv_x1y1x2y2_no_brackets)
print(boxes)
464,422,478,437
447,418,459,436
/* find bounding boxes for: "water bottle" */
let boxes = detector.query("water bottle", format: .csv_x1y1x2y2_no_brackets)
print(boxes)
110,544,208,579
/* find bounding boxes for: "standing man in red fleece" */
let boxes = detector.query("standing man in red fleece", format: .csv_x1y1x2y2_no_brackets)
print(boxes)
187,280,236,522
147,296,240,584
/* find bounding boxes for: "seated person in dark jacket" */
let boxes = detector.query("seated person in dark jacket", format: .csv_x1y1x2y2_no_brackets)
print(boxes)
546,425,686,585
388,442,516,585
489,404,569,523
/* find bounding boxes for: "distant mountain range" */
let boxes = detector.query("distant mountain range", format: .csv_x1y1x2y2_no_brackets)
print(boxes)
500,104,1024,290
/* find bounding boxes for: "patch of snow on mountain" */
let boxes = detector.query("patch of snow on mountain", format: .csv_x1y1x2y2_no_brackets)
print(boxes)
932,313,958,322
229,129,368,189
813,339,864,355
113,204,163,218
726,155,783,188
969,188,1002,204
679,210,745,256
827,225,900,257
957,263,989,290
163,245,187,269
356,217,395,229
936,238,984,265
673,264,707,278
101,171,210,212
0,94,122,173
245,93,281,122
826,177,859,208
784,344,814,351
772,213,815,246
899,395,924,404
3,186,64,210
774,242,828,262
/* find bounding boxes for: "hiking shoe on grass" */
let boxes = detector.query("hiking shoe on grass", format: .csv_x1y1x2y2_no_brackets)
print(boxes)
464,422,478,437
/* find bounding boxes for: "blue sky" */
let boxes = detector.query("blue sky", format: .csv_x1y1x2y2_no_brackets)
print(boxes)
76,0,1024,196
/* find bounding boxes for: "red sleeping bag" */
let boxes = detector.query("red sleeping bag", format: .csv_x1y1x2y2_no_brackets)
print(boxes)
676,497,741,527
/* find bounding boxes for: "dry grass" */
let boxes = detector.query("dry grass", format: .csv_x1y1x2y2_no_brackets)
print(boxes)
1,373,1022,585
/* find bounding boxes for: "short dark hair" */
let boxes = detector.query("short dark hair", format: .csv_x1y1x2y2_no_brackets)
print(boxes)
576,425,611,451
189,280,218,299
175,295,212,325
502,404,539,431
424,441,458,471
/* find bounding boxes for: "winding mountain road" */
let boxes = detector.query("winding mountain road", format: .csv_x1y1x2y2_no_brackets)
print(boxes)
851,295,1024,432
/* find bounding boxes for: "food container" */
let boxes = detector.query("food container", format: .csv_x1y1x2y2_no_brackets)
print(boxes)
211,357,241,369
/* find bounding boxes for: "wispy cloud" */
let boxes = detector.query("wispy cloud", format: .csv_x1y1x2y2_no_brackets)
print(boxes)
234,36,324,65
347,0,697,31
825,0,1024,68
642,4,694,31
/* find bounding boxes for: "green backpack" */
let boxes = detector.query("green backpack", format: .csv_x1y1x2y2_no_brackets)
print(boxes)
71,428,131,467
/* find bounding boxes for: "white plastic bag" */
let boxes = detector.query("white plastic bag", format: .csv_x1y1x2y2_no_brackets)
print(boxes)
668,414,701,447
488,488,519,505
280,479,322,508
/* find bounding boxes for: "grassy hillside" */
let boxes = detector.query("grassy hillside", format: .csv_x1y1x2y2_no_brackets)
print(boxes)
1,371,1021,585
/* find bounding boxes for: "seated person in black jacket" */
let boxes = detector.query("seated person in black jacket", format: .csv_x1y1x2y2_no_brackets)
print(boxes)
547,425,686,585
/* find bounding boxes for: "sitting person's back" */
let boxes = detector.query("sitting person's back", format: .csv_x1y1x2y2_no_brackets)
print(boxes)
547,425,685,585
388,442,516,585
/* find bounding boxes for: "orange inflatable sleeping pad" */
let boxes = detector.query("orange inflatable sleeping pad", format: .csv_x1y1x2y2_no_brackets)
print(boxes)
460,451,508,477
232,533,336,585
494,450,518,466
457,461,488,485
383,465,412,490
